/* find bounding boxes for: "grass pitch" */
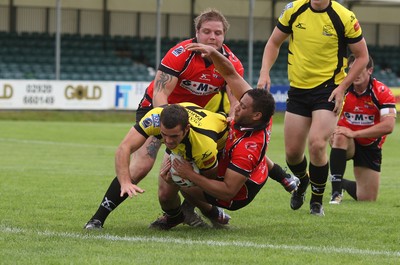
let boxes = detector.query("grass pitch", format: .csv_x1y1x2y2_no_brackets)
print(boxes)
0,111,399,264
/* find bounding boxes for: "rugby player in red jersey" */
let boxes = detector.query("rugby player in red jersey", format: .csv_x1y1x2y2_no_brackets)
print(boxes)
329,54,396,204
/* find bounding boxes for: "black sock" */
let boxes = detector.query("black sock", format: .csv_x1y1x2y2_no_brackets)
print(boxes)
202,205,219,219
268,163,287,182
342,178,357,200
287,156,308,188
330,148,347,194
163,206,183,223
91,177,128,225
309,162,329,204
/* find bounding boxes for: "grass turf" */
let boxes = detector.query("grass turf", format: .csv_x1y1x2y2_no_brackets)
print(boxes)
0,111,399,264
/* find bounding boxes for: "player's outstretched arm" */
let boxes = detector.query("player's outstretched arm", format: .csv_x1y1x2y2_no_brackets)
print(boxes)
115,127,146,197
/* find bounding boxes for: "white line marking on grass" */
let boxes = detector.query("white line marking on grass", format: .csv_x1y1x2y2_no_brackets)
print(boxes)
0,138,116,149
1,226,399,257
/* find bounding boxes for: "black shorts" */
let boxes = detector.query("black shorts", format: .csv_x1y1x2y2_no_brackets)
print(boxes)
135,106,152,123
352,141,382,172
204,178,267,211
286,84,336,117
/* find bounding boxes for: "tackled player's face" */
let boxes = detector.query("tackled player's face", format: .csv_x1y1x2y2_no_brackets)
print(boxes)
160,124,188,150
234,93,256,127
196,21,225,50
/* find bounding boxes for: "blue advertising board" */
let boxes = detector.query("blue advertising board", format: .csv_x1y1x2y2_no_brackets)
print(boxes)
270,85,289,112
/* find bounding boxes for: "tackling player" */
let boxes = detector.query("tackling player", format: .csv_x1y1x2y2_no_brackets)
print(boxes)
161,43,280,222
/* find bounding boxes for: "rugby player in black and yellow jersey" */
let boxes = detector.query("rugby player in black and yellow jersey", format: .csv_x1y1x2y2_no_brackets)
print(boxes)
83,102,228,229
257,0,369,216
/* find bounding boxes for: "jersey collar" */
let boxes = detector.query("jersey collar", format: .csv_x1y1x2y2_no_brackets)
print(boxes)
348,77,373,97
233,121,268,132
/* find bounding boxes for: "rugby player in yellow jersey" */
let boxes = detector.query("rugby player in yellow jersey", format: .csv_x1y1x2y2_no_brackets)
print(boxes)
83,103,229,229
257,0,369,215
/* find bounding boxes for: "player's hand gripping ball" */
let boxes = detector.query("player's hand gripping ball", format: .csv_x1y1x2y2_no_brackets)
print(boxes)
169,153,198,187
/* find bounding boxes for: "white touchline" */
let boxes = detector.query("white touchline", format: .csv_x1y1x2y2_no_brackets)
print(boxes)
1,226,399,257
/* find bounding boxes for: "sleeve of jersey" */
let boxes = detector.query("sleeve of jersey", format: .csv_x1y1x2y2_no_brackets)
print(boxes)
277,2,295,34
378,85,397,116
133,112,162,140
158,41,191,77
225,49,245,77
344,11,363,44
227,142,260,179
233,59,245,77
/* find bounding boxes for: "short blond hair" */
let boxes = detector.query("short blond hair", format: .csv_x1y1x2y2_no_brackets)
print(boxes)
194,8,230,33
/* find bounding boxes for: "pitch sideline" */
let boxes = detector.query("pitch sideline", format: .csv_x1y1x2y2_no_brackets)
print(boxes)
1,226,399,258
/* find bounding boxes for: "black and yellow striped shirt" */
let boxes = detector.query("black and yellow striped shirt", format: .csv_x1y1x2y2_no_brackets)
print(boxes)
278,0,363,88
135,102,228,171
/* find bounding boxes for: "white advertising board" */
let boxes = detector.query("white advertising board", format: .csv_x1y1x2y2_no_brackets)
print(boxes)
0,80,151,110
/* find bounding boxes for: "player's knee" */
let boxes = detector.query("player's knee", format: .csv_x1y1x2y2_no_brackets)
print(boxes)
331,133,348,148
357,194,378,201
308,138,327,156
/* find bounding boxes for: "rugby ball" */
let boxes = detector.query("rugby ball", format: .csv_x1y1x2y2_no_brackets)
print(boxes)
169,153,199,187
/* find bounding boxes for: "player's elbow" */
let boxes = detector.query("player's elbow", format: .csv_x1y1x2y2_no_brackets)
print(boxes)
385,126,394,135
383,121,396,135
218,193,235,202
216,189,237,202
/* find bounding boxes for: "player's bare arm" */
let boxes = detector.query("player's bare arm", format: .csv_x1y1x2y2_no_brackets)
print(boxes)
336,114,396,139
173,159,246,202
115,128,146,197
329,39,369,115
153,71,178,107
225,85,239,117
257,28,288,90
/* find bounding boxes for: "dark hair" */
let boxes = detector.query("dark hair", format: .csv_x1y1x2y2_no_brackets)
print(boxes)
245,89,275,124
160,104,189,130
348,54,374,69
194,8,230,33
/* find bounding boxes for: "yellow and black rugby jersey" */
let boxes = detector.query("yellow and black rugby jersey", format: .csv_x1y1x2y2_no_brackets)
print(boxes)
204,90,231,115
204,89,230,116
278,0,363,89
134,102,228,171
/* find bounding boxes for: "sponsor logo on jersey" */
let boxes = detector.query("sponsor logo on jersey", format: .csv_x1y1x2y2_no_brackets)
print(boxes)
323,25,334,37
172,46,185,57
248,154,255,162
142,117,153,128
354,21,360,32
245,141,258,151
200,74,211,81
364,101,374,109
203,156,215,166
202,151,212,160
295,23,306,30
280,2,293,18
180,80,220,95
152,114,161,127
344,112,375,125
213,69,222,79
280,2,293,17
